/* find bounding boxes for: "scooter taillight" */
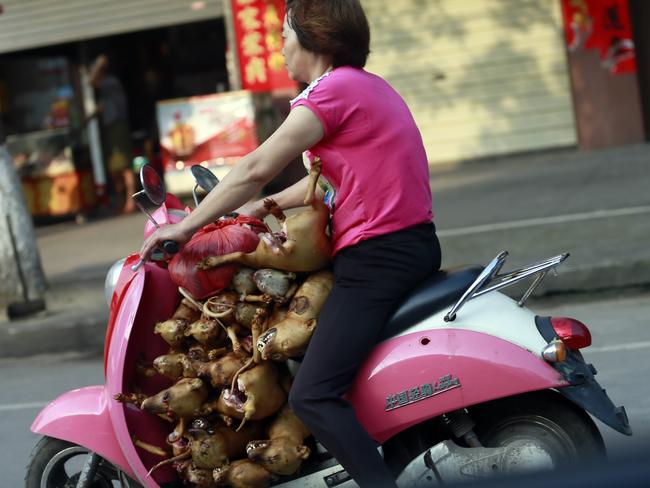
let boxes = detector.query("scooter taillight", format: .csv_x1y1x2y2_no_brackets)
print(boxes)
550,317,592,349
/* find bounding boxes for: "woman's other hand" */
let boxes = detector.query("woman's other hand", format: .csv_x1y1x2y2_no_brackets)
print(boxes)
236,199,269,220
139,222,194,262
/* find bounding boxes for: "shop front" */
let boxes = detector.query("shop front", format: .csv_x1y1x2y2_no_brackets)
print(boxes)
0,0,233,218
0,54,95,219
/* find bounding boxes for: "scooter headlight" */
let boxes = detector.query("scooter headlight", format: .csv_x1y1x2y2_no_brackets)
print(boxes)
104,258,127,306
542,339,567,363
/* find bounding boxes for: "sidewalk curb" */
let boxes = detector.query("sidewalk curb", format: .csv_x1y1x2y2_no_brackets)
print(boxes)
502,260,650,299
544,260,650,294
0,308,108,359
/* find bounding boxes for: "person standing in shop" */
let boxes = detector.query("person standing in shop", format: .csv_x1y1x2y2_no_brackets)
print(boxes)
89,54,136,214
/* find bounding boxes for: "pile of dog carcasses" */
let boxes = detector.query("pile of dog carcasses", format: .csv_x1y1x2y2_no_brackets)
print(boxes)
117,266,334,488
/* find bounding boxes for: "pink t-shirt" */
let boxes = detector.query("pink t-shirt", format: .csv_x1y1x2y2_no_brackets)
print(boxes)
291,66,433,255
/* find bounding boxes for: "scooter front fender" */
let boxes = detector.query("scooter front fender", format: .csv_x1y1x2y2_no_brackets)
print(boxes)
31,385,135,479
105,263,180,487
348,329,569,443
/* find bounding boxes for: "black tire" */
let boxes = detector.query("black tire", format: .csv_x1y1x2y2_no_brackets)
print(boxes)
470,391,606,473
25,436,142,488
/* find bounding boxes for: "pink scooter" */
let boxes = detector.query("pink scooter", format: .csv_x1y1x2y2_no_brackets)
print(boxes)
27,165,631,488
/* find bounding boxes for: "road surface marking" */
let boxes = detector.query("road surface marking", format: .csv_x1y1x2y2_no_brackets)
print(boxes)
0,401,47,412
438,205,650,237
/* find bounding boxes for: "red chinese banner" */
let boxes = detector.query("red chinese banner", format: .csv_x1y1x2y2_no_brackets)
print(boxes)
231,0,296,91
561,0,636,74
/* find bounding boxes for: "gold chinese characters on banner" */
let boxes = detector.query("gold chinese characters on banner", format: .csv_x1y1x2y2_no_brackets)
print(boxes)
231,0,296,91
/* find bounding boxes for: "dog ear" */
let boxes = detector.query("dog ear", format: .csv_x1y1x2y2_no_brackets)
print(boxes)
297,445,311,460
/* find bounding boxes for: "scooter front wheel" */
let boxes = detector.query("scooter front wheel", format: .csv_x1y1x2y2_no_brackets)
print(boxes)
25,436,143,488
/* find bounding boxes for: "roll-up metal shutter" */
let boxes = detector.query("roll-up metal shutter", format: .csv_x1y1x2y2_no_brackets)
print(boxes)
362,0,577,163
0,0,223,55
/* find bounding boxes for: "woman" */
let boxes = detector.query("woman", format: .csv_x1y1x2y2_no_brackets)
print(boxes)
139,1,441,486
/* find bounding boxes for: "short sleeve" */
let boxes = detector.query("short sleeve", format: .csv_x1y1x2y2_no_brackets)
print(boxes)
290,73,344,138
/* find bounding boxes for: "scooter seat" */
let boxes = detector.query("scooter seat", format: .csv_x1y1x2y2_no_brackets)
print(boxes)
377,266,484,342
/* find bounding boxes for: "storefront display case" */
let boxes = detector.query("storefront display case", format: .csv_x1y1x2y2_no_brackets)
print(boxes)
1,56,96,219
6,128,95,217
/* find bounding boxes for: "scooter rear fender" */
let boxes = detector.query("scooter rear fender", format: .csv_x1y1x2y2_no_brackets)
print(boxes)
348,328,569,443
31,385,136,479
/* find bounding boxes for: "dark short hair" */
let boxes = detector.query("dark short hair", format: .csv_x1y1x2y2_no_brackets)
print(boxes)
286,0,370,68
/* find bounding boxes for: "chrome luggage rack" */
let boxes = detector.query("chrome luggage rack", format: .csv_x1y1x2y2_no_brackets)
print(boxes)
444,251,569,322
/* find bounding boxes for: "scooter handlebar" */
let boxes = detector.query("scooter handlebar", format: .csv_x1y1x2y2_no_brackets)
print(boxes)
131,240,179,271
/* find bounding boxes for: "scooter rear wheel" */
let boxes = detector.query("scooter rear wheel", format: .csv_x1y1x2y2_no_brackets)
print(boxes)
472,391,606,472
25,436,143,488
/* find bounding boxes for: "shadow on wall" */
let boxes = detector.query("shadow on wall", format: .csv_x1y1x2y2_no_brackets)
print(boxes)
363,0,575,162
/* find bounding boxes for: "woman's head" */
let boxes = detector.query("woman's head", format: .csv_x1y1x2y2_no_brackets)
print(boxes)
283,0,370,77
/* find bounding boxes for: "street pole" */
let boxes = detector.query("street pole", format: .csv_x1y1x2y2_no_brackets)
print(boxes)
223,0,242,91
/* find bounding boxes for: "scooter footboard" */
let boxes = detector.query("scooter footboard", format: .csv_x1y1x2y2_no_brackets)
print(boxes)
347,329,569,443
31,385,135,479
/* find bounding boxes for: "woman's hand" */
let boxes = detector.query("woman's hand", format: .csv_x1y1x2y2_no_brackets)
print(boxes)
139,222,194,262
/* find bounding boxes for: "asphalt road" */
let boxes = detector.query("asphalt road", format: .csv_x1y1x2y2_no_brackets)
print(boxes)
428,145,650,230
1,291,648,488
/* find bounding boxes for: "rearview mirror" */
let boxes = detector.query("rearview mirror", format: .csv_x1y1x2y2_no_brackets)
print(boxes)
140,164,166,206
191,164,220,207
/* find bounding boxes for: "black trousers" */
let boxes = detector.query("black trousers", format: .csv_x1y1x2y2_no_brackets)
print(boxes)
289,222,442,488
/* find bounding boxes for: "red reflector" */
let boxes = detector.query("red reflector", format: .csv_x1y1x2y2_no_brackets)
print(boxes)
550,317,592,349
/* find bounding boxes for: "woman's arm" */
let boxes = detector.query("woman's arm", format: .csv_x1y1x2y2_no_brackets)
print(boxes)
271,173,326,208
138,106,324,260
236,174,326,218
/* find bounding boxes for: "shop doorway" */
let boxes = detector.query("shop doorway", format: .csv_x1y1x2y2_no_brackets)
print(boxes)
83,18,229,159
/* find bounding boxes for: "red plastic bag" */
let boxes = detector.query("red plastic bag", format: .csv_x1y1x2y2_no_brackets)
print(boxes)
168,216,267,299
